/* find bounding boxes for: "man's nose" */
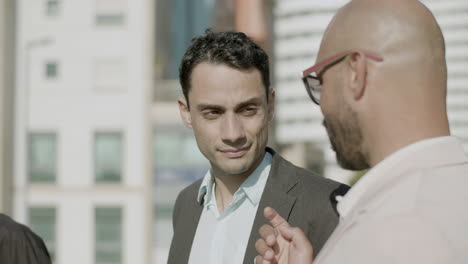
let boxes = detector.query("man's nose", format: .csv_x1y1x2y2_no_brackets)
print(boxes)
221,114,246,144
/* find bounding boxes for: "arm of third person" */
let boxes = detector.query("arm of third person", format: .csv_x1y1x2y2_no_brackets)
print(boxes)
255,207,314,264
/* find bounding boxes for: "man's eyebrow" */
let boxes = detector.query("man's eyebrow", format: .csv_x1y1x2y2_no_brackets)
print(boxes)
236,97,263,109
195,97,264,111
196,103,224,111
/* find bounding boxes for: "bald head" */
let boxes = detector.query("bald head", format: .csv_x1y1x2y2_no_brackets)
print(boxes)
317,0,450,167
319,0,446,90
321,0,445,57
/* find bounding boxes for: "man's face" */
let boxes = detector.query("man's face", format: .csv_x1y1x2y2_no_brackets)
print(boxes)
179,62,273,177
319,56,369,171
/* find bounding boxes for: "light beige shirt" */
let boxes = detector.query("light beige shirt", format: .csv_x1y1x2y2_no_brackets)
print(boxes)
316,136,468,264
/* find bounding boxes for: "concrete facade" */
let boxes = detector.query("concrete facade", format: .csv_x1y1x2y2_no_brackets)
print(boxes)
0,0,15,215
14,0,154,263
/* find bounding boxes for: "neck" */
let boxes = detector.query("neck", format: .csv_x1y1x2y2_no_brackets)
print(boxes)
212,151,266,213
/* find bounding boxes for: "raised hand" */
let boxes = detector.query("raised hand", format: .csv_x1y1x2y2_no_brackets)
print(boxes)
255,207,314,264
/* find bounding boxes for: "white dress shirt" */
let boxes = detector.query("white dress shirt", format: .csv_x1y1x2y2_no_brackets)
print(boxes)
188,152,272,264
316,136,468,264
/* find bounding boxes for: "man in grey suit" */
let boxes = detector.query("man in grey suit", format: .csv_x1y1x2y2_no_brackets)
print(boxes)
168,30,349,264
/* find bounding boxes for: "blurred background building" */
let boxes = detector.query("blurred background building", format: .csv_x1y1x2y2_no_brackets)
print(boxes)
13,0,154,263
0,0,15,215
151,0,213,262
273,0,350,183
0,0,466,263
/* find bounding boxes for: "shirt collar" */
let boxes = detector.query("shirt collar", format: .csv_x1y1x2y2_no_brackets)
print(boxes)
196,151,273,207
337,136,467,218
240,152,272,206
197,169,215,206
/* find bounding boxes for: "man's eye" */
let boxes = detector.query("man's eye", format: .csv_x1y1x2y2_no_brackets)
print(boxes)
203,110,221,119
242,107,258,116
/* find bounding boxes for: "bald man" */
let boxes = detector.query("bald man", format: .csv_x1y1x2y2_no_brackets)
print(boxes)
254,0,468,263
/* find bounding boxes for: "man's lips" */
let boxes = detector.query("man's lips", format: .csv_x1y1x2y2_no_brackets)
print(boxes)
219,146,251,158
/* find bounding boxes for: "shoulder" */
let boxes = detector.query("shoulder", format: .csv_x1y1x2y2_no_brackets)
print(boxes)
0,213,37,239
338,215,457,264
271,151,349,196
172,179,203,218
175,178,203,205
0,214,51,263
269,150,349,218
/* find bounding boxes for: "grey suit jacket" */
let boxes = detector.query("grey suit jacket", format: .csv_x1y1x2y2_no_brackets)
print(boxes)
167,148,349,264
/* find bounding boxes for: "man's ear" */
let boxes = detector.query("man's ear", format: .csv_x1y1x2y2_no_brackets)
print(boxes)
178,97,192,128
267,88,275,122
346,50,367,102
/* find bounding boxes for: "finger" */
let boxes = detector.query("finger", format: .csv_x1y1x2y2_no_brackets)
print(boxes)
255,256,263,264
278,226,304,241
255,238,275,260
258,224,281,255
260,258,277,264
264,207,289,229
278,225,314,254
259,224,277,246
255,256,272,264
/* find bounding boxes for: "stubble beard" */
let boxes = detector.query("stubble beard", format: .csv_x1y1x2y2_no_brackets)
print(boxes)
323,108,369,171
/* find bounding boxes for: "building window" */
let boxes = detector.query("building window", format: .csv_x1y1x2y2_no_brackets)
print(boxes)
46,0,59,16
95,0,126,26
29,207,56,261
28,133,56,183
45,62,58,79
93,59,127,92
95,207,122,264
153,129,207,181
94,132,122,183
155,0,215,81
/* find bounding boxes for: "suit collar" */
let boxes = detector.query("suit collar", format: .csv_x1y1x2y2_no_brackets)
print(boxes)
266,147,301,192
243,148,300,262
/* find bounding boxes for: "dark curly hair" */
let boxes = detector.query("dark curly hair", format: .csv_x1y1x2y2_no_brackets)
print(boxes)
179,30,270,106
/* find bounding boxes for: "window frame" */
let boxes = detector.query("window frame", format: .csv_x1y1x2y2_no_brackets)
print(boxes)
45,0,60,17
94,206,123,264
95,0,126,26
93,131,124,184
28,132,58,183
45,61,59,79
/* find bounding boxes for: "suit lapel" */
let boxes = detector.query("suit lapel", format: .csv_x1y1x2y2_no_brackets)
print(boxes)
243,150,299,263
181,200,203,263
169,187,204,263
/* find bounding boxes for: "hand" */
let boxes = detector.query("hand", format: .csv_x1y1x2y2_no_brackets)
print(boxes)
255,207,314,264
